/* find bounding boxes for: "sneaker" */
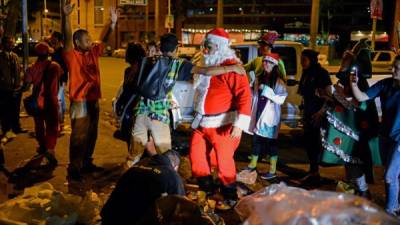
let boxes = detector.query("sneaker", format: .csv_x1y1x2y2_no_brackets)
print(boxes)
216,199,237,211
81,163,104,173
260,172,277,180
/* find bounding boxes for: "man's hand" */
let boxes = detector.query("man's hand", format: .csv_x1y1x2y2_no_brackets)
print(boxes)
225,65,246,75
110,7,118,25
63,0,75,16
230,126,242,139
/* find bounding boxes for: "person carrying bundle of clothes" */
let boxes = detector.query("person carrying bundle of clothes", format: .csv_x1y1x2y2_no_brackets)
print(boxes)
244,53,288,180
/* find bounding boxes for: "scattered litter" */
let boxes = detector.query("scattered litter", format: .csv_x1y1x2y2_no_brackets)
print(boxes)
235,182,398,225
237,169,257,185
0,182,102,225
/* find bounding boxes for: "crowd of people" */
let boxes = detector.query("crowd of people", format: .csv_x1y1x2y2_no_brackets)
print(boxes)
1,1,400,222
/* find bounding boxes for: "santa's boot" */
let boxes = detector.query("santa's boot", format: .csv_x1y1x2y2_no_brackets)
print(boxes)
197,175,215,197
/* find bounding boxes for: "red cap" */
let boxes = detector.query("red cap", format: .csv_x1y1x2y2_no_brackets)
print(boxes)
35,42,54,55
258,31,279,46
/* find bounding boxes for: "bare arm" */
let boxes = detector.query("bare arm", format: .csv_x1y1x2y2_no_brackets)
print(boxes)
191,64,246,76
350,75,370,102
101,7,118,43
62,0,75,51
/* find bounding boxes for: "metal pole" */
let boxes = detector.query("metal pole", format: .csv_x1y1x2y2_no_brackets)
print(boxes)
22,0,29,71
391,0,400,49
216,0,223,27
309,0,320,50
371,18,377,51
155,0,159,38
44,0,47,36
167,0,171,33
145,1,149,34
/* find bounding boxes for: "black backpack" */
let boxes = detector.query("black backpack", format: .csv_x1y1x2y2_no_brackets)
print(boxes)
137,56,178,100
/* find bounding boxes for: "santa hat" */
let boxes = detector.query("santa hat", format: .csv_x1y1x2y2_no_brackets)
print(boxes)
258,31,279,46
206,28,230,46
263,53,280,66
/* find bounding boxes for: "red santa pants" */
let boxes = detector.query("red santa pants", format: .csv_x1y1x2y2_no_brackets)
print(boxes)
34,108,59,150
190,124,240,186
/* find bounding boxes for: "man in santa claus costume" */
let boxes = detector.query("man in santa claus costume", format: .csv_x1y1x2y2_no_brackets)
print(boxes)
189,28,252,209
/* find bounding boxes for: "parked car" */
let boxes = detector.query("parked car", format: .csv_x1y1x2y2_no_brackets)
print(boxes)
371,50,396,71
113,48,126,58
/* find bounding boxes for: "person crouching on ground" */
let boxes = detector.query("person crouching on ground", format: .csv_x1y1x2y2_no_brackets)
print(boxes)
101,150,184,225
245,53,288,180
23,42,62,167
189,28,252,210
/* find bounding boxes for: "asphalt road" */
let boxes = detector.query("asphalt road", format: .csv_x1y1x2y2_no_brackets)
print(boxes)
0,57,391,224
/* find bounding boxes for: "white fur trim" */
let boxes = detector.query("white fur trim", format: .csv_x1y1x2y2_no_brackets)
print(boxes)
194,75,211,115
264,56,278,65
207,33,229,46
234,113,251,131
199,111,237,128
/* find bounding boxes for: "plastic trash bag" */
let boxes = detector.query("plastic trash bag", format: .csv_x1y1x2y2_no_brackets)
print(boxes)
0,182,102,225
235,182,398,225
237,169,257,185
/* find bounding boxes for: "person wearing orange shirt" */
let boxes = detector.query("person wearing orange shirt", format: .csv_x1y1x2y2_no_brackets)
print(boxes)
62,0,118,181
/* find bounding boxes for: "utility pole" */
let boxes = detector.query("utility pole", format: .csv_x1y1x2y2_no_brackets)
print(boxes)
145,1,149,41
155,0,159,39
167,0,171,33
391,0,400,49
309,0,320,50
22,0,29,71
216,0,223,27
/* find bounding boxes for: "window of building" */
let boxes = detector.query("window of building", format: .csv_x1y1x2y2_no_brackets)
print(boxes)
94,0,104,26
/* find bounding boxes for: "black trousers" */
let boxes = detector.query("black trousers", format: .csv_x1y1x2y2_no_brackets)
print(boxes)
252,134,278,157
0,90,13,133
303,122,322,173
11,91,22,131
69,101,99,172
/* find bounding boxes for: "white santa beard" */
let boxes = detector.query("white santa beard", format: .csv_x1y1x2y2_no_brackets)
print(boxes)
203,45,241,66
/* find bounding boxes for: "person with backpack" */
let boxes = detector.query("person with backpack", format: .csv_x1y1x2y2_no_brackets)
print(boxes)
113,43,146,146
127,34,193,167
23,42,62,167
0,36,24,144
127,33,245,168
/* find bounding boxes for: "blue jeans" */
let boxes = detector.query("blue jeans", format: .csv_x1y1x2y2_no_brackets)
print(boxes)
57,85,66,124
382,137,400,214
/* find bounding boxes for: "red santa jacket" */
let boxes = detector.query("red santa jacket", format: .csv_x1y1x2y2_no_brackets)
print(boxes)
193,59,252,131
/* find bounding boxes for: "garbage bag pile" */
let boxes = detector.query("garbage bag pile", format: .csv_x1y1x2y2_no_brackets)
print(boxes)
235,182,398,225
0,182,102,225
